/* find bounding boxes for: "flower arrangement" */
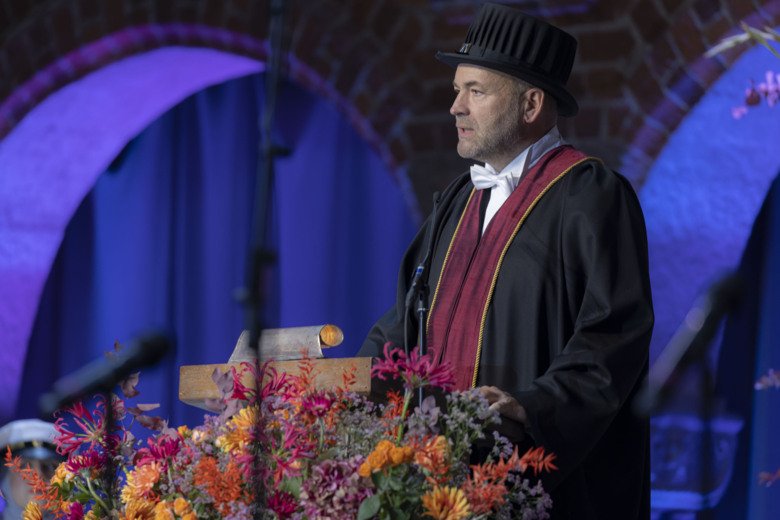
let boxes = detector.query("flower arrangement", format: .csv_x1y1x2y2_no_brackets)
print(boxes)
6,343,556,519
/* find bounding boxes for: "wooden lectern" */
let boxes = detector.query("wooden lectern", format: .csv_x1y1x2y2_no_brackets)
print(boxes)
178,325,373,410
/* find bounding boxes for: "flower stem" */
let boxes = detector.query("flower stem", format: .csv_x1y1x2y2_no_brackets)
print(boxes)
84,473,111,513
396,389,412,444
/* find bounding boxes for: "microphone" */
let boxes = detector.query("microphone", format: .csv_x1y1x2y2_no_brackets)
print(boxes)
404,192,441,355
634,272,743,416
39,333,172,416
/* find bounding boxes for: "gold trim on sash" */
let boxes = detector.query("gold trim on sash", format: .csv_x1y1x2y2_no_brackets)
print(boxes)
471,157,599,387
426,188,477,338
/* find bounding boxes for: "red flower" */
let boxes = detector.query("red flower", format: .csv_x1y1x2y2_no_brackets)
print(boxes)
372,343,455,391
267,490,296,518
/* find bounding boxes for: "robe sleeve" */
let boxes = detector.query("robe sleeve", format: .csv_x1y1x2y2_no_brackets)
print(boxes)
512,162,654,484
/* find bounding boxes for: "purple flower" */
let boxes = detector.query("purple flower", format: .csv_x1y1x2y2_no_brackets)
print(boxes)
299,456,372,519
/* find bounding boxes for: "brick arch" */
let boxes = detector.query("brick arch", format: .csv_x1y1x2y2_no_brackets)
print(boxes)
3,0,779,209
619,0,780,184
0,1,437,183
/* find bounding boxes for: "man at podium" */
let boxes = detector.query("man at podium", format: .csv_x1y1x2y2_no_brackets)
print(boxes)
359,3,653,519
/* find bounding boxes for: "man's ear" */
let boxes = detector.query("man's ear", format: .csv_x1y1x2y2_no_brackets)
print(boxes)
521,88,546,124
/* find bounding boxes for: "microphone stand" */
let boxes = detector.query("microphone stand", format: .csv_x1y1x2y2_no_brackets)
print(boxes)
39,334,171,513
241,1,289,517
405,193,440,408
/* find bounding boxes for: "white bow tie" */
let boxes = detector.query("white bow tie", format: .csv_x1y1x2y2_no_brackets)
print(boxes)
470,164,517,194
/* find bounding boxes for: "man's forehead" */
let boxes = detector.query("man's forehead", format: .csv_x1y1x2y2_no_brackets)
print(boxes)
453,64,517,86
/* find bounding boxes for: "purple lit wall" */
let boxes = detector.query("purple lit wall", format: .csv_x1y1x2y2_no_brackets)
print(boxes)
639,43,780,363
0,47,264,421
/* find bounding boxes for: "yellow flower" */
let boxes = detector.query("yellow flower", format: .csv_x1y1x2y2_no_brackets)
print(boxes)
216,406,258,453
421,486,470,520
84,511,99,520
121,462,162,503
50,462,74,486
177,425,191,438
181,514,197,520
172,497,193,516
120,498,155,520
152,500,174,520
21,502,43,520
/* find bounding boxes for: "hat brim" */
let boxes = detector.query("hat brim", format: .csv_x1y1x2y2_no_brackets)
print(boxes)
436,51,579,117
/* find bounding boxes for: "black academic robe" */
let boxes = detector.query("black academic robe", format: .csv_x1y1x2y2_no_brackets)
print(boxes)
359,157,654,519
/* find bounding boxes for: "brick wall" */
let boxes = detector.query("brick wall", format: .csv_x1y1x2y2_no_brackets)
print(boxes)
1,0,777,212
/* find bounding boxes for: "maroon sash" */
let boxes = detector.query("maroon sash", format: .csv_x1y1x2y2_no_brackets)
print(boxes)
426,146,592,389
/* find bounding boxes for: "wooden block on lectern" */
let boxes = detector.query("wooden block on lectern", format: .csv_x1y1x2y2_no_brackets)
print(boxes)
179,357,373,411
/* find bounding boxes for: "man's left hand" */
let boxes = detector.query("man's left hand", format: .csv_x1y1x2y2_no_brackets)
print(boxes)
478,386,528,425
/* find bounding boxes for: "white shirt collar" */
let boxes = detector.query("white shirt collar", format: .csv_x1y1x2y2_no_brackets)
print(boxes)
482,126,565,188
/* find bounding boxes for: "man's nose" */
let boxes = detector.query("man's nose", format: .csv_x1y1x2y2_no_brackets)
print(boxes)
450,92,467,116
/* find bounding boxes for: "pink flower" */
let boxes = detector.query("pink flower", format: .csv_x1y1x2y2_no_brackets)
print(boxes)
134,434,182,468
372,343,455,392
66,501,84,520
65,448,106,473
301,392,334,418
54,399,108,455
267,490,297,518
229,362,293,403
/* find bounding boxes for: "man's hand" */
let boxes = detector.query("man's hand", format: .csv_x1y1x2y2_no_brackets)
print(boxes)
478,386,528,425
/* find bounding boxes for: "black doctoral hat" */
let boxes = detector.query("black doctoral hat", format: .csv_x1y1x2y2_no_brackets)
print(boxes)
436,2,579,117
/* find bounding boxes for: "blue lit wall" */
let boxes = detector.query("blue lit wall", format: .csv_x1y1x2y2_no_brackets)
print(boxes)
640,43,780,363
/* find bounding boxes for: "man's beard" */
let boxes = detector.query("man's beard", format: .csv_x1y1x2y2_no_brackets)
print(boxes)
456,101,524,166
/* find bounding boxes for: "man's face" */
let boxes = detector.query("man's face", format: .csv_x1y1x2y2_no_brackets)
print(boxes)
450,64,527,170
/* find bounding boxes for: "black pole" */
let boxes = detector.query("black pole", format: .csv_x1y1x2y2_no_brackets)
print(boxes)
242,1,289,517
404,192,440,408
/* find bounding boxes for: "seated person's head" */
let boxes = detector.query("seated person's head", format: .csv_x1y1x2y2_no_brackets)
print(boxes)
0,419,62,519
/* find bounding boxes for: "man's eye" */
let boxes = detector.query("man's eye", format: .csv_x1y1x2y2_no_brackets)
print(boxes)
471,89,483,96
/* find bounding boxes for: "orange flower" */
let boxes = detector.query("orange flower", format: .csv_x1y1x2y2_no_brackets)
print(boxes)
414,436,451,485
366,448,390,470
358,460,372,478
360,439,415,476
461,474,507,515
421,486,470,520
152,500,174,520
5,449,60,512
120,498,155,520
121,462,162,503
21,502,43,520
519,446,558,476
462,448,522,514
389,445,414,465
193,456,247,514
173,497,193,516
